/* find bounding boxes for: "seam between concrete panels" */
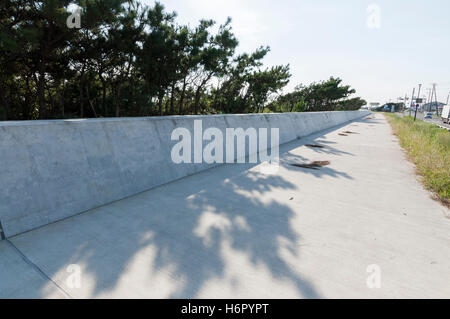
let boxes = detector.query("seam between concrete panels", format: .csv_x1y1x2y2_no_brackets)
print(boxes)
6,240,73,299
0,219,5,240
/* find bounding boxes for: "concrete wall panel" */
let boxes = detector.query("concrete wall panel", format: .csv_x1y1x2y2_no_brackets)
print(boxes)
0,111,369,237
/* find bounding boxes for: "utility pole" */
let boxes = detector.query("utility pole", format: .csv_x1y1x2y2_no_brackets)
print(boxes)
414,84,422,121
432,83,438,116
446,90,450,105
404,93,407,112
426,88,432,112
409,87,415,116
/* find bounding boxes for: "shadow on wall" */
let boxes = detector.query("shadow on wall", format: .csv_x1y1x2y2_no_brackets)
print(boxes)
11,116,374,298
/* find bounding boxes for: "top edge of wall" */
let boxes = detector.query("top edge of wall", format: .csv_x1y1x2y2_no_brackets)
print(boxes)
0,111,369,127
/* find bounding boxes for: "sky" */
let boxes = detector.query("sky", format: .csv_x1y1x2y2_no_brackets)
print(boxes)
143,0,450,105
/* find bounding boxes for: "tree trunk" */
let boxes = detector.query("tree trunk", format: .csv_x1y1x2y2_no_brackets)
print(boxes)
0,80,10,121
194,87,201,115
193,74,213,114
61,81,66,118
86,86,98,118
37,61,47,119
158,92,164,116
46,84,55,116
169,82,176,115
24,75,32,120
114,85,121,117
178,77,187,115
0,90,10,121
79,82,84,118
101,80,107,116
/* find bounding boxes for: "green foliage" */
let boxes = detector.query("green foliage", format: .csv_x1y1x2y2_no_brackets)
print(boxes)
0,1,363,121
269,77,365,113
386,114,450,205
336,97,367,111
0,0,293,120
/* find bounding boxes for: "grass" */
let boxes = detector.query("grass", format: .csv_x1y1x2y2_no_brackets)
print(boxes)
385,114,450,207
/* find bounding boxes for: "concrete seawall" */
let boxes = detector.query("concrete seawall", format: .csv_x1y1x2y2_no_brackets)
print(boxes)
0,111,369,238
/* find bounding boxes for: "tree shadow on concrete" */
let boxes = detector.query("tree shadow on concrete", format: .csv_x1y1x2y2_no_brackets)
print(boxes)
9,116,367,299
150,168,319,298
14,160,323,298
277,124,357,180
298,139,354,157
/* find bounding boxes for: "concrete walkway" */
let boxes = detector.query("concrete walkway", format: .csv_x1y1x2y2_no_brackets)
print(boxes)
1,113,449,298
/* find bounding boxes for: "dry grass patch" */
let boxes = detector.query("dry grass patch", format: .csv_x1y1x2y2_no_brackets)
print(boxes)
385,114,450,207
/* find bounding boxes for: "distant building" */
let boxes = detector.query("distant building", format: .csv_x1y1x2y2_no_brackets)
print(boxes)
369,102,380,110
421,102,445,113
373,103,403,112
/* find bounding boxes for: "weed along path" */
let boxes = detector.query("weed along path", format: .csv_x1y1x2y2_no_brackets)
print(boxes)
1,113,450,298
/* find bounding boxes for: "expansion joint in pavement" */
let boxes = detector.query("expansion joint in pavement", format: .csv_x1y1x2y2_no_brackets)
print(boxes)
5,239,73,299
0,219,5,240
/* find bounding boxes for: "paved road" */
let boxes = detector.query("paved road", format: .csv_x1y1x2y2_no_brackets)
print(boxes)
401,111,450,130
1,113,449,298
